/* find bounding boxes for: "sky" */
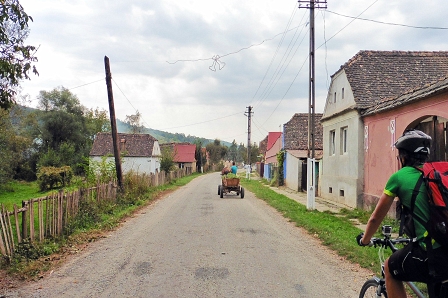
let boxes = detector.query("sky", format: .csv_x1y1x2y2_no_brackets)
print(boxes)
17,0,448,145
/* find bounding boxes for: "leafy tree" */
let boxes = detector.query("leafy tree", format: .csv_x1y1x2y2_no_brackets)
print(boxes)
206,139,228,165
28,87,109,174
0,0,38,110
160,146,176,174
226,140,238,161
194,140,207,172
0,107,32,185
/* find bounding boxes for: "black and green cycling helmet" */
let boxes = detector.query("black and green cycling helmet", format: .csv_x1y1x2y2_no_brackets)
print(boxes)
394,129,432,155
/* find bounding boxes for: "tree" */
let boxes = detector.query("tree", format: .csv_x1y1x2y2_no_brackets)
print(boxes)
206,139,228,165
160,146,176,174
0,107,32,185
226,140,238,162
29,87,109,174
0,0,38,110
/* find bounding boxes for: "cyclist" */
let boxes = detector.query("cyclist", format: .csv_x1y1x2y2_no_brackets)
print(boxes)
356,129,448,298
230,161,238,175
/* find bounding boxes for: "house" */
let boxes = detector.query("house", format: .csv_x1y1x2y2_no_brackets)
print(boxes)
283,113,323,192
90,132,161,175
258,136,268,177
160,143,197,173
321,50,448,208
263,132,282,180
361,77,448,210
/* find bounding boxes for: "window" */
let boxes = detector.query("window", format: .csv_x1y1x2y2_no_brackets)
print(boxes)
329,187,333,193
340,126,348,154
342,87,344,99
334,92,337,103
339,189,345,197
330,130,336,155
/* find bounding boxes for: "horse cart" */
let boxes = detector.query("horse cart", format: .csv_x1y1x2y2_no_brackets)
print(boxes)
218,176,244,198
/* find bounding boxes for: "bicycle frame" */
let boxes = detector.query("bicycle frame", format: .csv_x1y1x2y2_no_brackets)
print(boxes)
373,230,426,297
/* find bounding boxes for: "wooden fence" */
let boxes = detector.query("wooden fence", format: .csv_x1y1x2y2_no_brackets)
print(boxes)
0,168,192,258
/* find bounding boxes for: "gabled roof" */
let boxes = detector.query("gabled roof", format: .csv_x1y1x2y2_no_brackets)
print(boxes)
259,136,268,154
267,132,282,151
337,51,448,109
173,143,196,163
362,76,448,116
283,113,323,150
90,133,158,157
160,142,196,163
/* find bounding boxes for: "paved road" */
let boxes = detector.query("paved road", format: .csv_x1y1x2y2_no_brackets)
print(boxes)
5,172,371,297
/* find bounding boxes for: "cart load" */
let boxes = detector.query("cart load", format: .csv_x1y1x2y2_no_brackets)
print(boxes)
218,175,244,199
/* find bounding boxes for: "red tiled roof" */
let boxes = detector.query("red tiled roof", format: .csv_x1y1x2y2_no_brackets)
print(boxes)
173,143,196,163
267,132,282,150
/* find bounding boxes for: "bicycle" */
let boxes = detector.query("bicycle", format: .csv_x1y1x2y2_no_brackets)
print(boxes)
359,225,448,298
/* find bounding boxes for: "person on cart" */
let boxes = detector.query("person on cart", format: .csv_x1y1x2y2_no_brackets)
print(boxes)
231,162,238,175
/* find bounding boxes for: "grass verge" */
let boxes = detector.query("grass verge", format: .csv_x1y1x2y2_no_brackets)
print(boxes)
240,178,394,274
0,173,202,283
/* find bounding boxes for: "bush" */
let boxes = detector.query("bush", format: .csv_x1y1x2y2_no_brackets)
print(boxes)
37,166,73,191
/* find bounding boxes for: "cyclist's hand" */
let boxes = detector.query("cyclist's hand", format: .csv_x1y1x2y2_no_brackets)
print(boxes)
356,232,373,247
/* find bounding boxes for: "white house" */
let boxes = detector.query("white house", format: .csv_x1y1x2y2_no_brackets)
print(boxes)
90,132,161,175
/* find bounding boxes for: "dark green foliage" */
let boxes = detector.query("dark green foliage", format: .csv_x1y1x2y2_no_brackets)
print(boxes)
160,147,176,174
0,0,38,110
37,166,73,191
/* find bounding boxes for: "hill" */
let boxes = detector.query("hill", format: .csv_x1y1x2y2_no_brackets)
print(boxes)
116,119,231,146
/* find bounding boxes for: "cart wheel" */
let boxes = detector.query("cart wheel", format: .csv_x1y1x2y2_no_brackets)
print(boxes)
220,188,224,198
218,185,221,195
240,187,244,198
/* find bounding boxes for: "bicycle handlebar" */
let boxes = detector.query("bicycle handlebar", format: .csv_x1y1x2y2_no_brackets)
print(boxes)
370,237,410,252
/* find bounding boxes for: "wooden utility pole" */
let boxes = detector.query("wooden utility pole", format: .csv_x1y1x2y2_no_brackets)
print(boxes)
104,56,123,190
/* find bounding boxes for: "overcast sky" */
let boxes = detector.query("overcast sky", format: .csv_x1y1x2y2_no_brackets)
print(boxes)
18,0,448,145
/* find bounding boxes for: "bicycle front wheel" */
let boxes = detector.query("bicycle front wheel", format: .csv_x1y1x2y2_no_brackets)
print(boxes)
359,278,387,298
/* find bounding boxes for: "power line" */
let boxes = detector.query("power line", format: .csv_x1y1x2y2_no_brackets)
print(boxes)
68,79,104,90
326,10,448,30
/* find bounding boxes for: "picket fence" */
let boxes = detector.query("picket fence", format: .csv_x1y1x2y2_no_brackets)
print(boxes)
0,168,192,258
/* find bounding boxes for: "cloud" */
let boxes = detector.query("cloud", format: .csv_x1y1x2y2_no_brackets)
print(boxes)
18,0,448,144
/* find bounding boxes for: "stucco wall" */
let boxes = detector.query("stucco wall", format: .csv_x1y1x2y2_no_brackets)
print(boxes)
91,156,161,175
362,93,448,208
284,151,302,191
321,109,365,208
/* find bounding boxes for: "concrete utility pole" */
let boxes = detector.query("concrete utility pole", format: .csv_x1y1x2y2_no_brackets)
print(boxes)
299,0,327,209
298,0,326,159
104,56,123,191
245,106,253,166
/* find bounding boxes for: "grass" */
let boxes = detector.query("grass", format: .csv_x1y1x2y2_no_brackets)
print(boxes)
240,177,429,296
239,178,396,274
0,172,203,280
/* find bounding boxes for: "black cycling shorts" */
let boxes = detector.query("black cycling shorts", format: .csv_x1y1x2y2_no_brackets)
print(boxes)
388,242,448,283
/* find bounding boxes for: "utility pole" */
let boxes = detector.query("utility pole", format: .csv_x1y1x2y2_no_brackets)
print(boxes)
104,56,123,191
298,0,326,159
245,106,253,167
299,0,327,209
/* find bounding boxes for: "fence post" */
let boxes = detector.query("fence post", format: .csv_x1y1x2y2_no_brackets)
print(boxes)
22,201,27,240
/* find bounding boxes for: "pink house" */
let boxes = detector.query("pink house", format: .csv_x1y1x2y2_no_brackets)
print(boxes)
362,78,448,209
265,132,282,164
